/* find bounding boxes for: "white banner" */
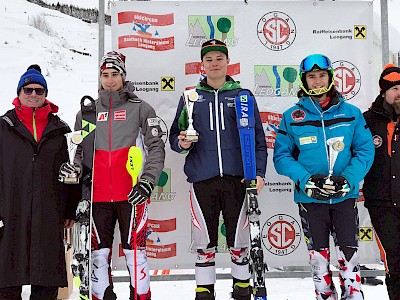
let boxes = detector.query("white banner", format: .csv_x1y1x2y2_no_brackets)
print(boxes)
110,1,380,271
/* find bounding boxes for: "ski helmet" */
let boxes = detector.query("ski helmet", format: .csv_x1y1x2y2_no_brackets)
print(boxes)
299,54,334,96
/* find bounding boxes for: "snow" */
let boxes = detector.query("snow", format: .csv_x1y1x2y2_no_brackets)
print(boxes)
21,273,389,299
0,0,394,299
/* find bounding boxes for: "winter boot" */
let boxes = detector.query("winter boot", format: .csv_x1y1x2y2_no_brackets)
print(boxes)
231,282,252,300
130,285,151,300
103,285,117,300
195,287,215,300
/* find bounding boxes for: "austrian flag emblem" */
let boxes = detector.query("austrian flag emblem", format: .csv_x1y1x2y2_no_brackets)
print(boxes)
114,110,127,121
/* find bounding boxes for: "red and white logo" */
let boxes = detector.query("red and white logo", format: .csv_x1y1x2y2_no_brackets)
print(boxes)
291,109,306,122
114,110,126,121
257,11,296,51
372,135,383,148
97,112,108,121
262,214,302,256
333,60,361,101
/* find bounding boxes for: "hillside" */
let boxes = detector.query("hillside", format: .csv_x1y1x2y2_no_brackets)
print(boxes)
0,0,111,126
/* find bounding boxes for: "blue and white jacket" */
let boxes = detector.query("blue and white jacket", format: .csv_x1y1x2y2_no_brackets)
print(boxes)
169,76,267,183
273,92,374,204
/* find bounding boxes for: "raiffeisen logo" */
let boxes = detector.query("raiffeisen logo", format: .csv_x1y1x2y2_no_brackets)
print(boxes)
333,60,361,101
254,65,300,97
257,11,296,51
186,15,238,47
118,11,175,51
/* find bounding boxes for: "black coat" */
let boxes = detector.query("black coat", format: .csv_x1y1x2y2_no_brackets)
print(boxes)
0,109,79,288
363,96,400,208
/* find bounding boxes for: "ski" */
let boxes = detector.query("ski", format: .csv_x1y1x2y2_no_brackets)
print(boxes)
126,146,144,300
71,95,96,300
235,89,268,300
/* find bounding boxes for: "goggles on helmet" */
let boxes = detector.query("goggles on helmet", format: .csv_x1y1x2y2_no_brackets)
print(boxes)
300,54,333,73
299,54,334,96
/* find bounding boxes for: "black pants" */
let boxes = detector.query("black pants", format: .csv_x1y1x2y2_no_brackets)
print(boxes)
368,206,400,300
298,199,359,250
0,286,58,300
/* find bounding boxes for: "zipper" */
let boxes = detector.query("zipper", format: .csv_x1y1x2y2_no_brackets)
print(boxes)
214,90,223,176
33,110,37,141
209,102,214,130
108,95,114,202
220,103,225,130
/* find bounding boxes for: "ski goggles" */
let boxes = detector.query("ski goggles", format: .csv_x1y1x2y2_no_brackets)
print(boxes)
23,87,46,96
300,54,332,73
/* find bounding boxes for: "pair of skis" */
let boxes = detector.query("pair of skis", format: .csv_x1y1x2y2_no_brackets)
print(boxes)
72,95,144,300
235,90,268,300
71,95,96,300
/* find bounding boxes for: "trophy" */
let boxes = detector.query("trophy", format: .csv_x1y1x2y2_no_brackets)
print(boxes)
183,89,199,142
323,136,345,189
64,131,83,184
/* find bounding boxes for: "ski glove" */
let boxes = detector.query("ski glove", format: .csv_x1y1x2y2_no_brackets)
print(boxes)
58,162,81,183
128,179,155,206
304,174,332,201
322,176,350,198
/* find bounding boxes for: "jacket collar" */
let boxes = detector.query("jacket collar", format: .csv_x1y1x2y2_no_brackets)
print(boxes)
296,92,343,113
197,76,241,92
99,81,140,108
369,94,397,120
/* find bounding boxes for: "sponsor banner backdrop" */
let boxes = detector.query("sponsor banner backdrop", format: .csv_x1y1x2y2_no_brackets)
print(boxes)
111,1,379,270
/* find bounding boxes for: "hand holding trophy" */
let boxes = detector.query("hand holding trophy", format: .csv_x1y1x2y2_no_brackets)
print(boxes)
62,131,83,184
323,136,345,191
183,89,199,143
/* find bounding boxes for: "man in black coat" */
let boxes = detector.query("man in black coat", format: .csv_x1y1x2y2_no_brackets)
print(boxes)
0,65,80,299
363,64,400,300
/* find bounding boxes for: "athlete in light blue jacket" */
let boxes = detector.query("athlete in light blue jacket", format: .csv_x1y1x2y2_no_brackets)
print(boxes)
273,54,374,300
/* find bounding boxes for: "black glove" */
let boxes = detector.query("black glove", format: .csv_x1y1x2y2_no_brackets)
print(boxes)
322,176,350,198
128,179,155,206
58,162,81,183
304,174,332,201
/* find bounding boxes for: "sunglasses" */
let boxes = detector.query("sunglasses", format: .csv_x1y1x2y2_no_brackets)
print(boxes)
300,54,332,73
23,87,46,96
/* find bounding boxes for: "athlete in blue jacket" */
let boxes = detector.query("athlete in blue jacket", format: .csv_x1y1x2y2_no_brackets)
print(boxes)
170,39,267,300
273,54,374,300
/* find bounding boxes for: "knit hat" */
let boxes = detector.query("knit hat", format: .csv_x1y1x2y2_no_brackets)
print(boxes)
379,64,400,95
100,51,126,80
200,39,228,60
17,65,48,96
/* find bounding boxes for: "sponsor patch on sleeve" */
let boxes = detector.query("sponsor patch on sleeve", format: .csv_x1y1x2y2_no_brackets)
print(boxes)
299,136,317,145
147,117,160,127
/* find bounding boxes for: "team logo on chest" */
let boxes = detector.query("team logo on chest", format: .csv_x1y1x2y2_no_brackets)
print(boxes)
114,110,126,121
291,109,306,122
372,135,382,148
97,112,108,121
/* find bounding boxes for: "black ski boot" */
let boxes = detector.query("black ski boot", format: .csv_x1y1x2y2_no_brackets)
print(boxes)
195,287,215,300
231,282,252,300
130,285,151,300
103,285,117,300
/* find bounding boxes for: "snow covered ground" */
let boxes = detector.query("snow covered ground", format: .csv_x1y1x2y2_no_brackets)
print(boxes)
0,0,396,299
21,272,389,299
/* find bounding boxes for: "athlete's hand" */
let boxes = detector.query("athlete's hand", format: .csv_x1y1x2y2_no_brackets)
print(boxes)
178,130,193,150
128,179,155,206
304,174,331,201
58,162,81,183
256,176,264,194
323,176,350,198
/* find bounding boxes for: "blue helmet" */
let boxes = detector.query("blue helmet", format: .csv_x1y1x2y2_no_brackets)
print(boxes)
299,54,334,96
